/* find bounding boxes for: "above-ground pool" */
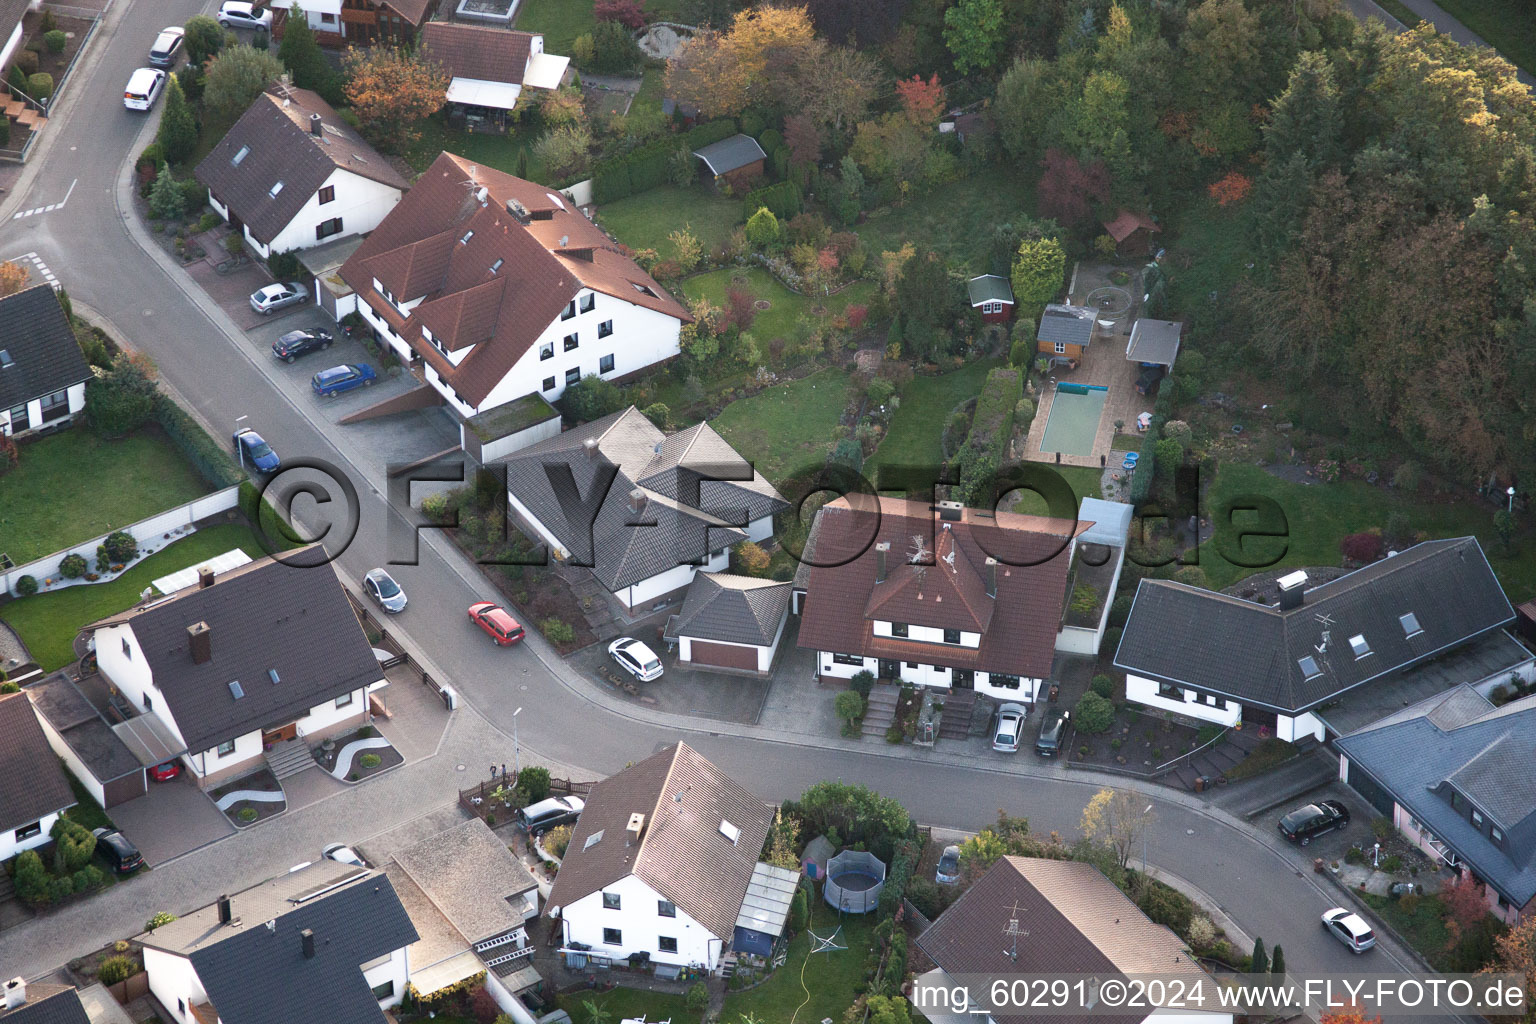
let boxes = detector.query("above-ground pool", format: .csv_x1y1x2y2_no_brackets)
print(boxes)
1040,383,1109,457
823,849,887,914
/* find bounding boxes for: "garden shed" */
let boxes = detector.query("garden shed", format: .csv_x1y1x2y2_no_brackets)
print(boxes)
1125,318,1182,369
732,862,801,956
693,134,767,192
1103,210,1160,257
966,275,1015,323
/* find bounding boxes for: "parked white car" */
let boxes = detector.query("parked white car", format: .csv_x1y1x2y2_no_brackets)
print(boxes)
609,636,663,682
218,1,271,30
1321,908,1376,954
992,702,1027,753
123,68,167,111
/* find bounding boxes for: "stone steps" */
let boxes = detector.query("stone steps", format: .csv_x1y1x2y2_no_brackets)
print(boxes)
264,739,315,780
937,690,978,740
861,684,900,737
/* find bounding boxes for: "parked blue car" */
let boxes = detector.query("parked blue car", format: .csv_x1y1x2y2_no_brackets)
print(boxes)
232,427,280,472
311,363,377,397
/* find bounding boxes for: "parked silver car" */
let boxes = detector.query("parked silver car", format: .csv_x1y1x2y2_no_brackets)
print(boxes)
992,702,1028,753
364,568,407,613
936,845,961,884
250,281,307,315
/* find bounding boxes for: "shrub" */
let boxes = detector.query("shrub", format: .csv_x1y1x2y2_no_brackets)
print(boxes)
1393,461,1423,491
735,541,771,575
98,956,140,986
146,911,177,931
1135,881,1195,936
103,530,138,564
851,670,874,699
268,250,302,280
14,575,37,597
59,553,88,579
26,73,53,101
1073,692,1114,734
560,374,623,423
541,618,576,644
14,49,37,76
1340,531,1384,563
1379,854,1402,873
38,9,55,31
745,206,781,249
834,690,865,725
72,866,105,893
237,807,258,822
685,982,708,1012
743,181,803,222
543,823,573,857
0,682,16,694
1090,674,1114,699
358,753,382,769
516,765,551,803
1344,846,1364,865
12,850,49,905
43,30,66,53
589,20,642,73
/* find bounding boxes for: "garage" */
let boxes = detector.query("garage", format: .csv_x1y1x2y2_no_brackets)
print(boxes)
690,641,759,671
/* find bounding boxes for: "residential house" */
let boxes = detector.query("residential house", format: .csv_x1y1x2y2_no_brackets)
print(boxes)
914,856,1230,1024
965,275,1014,324
0,0,34,73
665,572,791,674
195,83,408,262
83,555,388,789
272,0,439,47
0,691,76,861
419,23,569,128
1125,318,1181,371
140,860,417,1024
1115,538,1533,743
1036,304,1095,363
693,135,766,193
338,153,690,455
796,496,1088,702
0,980,95,1024
0,285,91,438
1337,685,1536,925
1102,209,1159,257
500,407,787,613
546,742,783,974
1055,497,1133,656
388,818,543,1011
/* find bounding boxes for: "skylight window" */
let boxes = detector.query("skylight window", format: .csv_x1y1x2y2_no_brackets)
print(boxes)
269,668,281,684
632,282,657,297
229,680,245,699
1400,612,1423,638
0,349,12,369
459,229,475,245
232,145,250,165
1348,634,1371,659
1297,656,1321,679
490,258,504,274
268,181,284,197
719,819,740,844
584,829,605,851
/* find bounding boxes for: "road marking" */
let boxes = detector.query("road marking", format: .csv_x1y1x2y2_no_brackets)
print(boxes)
10,178,77,220
0,251,58,289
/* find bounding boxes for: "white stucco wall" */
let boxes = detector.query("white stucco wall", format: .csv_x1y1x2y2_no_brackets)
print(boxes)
0,810,62,862
561,873,721,970
0,21,24,73
613,549,728,611
143,948,208,1024
871,621,981,648
0,381,88,438
261,169,401,255
361,946,409,1007
1125,674,1241,727
1276,711,1324,743
34,712,107,806
818,653,877,679
473,415,562,463
187,729,264,781
95,624,191,750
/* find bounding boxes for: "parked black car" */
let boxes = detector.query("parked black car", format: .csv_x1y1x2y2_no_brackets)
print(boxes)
1036,708,1071,757
1278,799,1351,845
272,328,333,363
92,828,144,873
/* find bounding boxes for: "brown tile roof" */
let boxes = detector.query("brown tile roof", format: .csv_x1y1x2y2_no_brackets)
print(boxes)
1103,209,1159,242
916,857,1202,1024
380,0,434,25
0,692,76,835
420,23,536,85
797,497,1085,678
546,743,773,941
339,152,689,407
194,84,408,246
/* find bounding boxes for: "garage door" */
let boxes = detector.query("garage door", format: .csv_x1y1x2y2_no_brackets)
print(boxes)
690,640,759,671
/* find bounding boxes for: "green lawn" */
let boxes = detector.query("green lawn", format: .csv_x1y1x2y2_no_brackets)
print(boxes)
1373,0,1422,25
633,67,665,117
1002,465,1108,515
1194,463,1536,600
864,359,1001,482
1359,893,1454,970
0,428,212,565
0,525,270,672
64,773,115,833
723,901,877,1024
1430,0,1534,74
857,170,1036,275
405,117,544,179
680,268,876,344
517,0,595,55
711,368,853,486
557,985,694,1024
598,187,745,257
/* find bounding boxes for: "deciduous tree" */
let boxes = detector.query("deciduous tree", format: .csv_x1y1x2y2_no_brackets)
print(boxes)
203,44,284,121
665,7,816,117
943,0,1004,75
183,14,227,67
805,0,906,47
1037,149,1110,230
342,44,448,151
1079,788,1152,870
895,73,945,126
0,260,29,297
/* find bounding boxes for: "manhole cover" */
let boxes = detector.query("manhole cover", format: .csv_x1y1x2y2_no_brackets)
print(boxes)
520,684,528,691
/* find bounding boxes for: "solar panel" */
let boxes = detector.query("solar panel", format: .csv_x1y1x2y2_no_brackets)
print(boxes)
229,680,245,699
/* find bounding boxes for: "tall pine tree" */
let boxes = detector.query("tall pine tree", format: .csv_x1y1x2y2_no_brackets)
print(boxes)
277,3,331,93
1249,937,1268,975
157,75,198,165
1264,50,1342,170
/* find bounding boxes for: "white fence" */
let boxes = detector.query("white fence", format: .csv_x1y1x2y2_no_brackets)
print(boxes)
3,486,241,597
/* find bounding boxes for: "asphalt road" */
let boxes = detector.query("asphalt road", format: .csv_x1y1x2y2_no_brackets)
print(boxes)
0,0,1451,1012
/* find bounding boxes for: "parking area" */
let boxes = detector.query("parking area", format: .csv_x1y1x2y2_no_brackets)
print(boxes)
108,773,235,867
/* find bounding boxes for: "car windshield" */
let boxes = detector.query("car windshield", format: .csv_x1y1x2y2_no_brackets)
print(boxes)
643,660,660,671
321,368,348,382
248,440,272,458
375,576,400,597
1283,806,1322,828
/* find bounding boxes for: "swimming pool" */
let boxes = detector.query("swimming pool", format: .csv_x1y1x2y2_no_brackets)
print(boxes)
1039,383,1109,457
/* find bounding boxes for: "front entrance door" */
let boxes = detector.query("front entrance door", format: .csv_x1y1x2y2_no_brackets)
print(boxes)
263,723,298,746
953,669,974,689
877,659,899,680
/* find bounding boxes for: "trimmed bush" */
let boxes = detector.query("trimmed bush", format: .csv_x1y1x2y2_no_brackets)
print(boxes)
14,49,37,76
851,670,875,699
588,118,737,201
26,73,53,102
59,553,88,579
14,575,37,597
743,180,803,222
43,30,66,53
97,956,140,986
541,618,576,644
516,765,551,802
1073,691,1114,734
358,753,382,769
1090,674,1114,698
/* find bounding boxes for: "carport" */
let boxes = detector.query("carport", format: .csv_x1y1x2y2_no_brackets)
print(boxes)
1125,318,1182,369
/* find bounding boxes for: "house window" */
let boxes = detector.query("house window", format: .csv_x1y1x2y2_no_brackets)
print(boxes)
943,628,961,645
542,376,556,392
13,822,40,842
1158,682,1183,699
992,674,1020,689
1451,790,1467,813
1472,809,1484,829
561,300,577,321
122,638,132,660
658,936,678,954
318,185,336,205
658,900,676,917
602,928,622,945
316,217,344,240
178,1000,185,1015
564,333,579,352
603,892,621,910
565,368,580,386
320,11,336,23
832,653,864,666
891,623,908,638
1054,341,1066,354
7,404,28,432
232,145,250,165
598,320,614,339
217,739,236,757
336,691,354,708
580,293,596,313
1204,693,1220,707
143,693,152,711
1493,826,1505,845
1349,634,1371,659
600,354,615,374
540,342,554,361
371,981,394,1000
39,390,69,423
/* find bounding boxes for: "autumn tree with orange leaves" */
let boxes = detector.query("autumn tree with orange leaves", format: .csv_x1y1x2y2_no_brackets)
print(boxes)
0,260,29,297
1320,1010,1382,1024
342,45,448,152
895,74,946,127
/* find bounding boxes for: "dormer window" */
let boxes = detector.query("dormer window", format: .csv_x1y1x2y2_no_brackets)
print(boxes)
1471,808,1484,829
1348,634,1371,659
1400,612,1422,638
268,181,284,197
891,623,908,638
0,350,11,369
943,628,961,645
632,282,657,298
1492,825,1505,845
1298,655,1321,679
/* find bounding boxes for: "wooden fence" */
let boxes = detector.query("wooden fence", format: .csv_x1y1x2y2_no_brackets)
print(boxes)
106,971,149,1005
458,776,594,823
346,592,455,708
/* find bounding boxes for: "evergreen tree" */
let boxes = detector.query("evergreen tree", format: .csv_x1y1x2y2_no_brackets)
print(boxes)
1249,150,1313,260
515,148,529,180
1264,50,1342,170
277,4,331,92
1250,937,1268,975
1270,945,1285,976
148,163,186,221
156,76,198,165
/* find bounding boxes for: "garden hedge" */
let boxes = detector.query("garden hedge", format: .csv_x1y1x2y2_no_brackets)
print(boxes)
742,180,802,221
155,396,243,489
957,368,1021,504
589,118,738,203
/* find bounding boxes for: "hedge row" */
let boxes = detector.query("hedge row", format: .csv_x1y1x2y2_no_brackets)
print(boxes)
590,118,738,204
957,368,1021,504
1128,374,1176,505
154,396,243,490
743,180,802,221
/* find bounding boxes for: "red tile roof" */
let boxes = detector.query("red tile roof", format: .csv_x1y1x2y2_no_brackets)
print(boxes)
797,497,1085,678
420,22,536,86
339,152,689,407
1103,209,1159,242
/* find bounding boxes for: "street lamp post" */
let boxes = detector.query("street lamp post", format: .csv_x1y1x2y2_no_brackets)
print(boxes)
1509,486,1517,513
512,706,522,782
1142,803,1153,888
233,414,248,470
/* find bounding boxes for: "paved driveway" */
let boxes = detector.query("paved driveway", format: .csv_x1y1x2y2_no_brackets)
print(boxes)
107,774,234,867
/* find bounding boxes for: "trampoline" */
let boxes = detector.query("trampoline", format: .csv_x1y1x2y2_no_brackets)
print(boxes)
1040,383,1109,457
823,850,886,914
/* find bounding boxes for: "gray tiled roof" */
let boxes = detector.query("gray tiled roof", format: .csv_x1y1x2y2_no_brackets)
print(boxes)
1036,304,1095,347
673,573,790,647
90,556,382,754
0,986,90,1024
1126,318,1182,366
1338,686,1536,907
500,408,786,592
966,275,1014,306
0,286,92,412
1114,538,1515,714
693,135,767,176
392,818,538,945
0,693,76,835
143,862,417,1024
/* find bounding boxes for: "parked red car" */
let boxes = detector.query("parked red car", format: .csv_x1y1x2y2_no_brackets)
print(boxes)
469,602,525,646
149,761,182,782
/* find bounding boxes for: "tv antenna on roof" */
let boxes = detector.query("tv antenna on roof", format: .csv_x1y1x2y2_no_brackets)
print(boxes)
1002,902,1028,962
908,534,930,564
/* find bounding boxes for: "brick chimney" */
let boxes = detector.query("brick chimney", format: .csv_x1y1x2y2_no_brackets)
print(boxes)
198,566,215,589
309,113,322,137
875,542,890,584
301,929,316,959
985,557,997,598
187,622,212,665
583,437,599,460
628,489,648,516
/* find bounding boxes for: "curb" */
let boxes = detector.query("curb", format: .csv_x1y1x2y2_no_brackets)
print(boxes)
1142,864,1255,953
